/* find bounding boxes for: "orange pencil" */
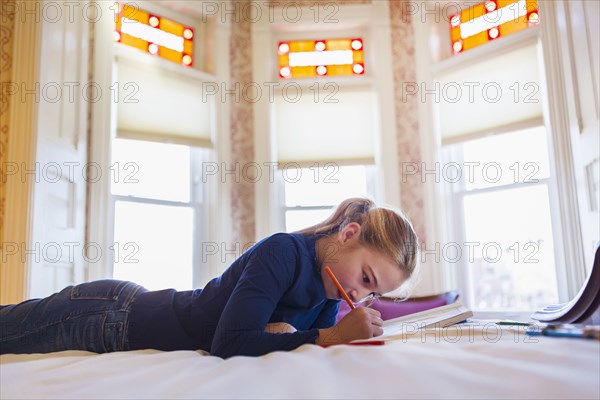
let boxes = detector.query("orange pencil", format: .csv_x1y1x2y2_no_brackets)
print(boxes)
325,266,355,310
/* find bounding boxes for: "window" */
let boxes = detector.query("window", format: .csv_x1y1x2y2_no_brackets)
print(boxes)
450,0,539,54
433,14,565,312
114,2,195,66
110,139,206,291
443,126,560,311
109,1,215,289
282,164,374,232
109,59,213,290
278,38,365,78
272,81,379,232
253,3,398,237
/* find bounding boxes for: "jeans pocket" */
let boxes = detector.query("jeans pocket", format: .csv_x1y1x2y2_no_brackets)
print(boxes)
70,280,128,301
103,321,125,352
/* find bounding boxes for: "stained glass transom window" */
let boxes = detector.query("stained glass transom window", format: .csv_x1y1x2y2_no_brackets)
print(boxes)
450,0,539,54
114,2,194,67
278,38,364,78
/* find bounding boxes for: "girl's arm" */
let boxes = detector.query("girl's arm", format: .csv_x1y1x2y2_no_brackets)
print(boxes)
210,235,320,358
310,300,340,329
265,322,297,333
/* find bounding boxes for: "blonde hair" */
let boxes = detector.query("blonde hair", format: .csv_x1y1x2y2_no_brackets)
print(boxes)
297,198,419,290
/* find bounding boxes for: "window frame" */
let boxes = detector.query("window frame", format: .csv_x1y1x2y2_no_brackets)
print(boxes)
441,126,568,317
108,142,208,290
277,163,378,233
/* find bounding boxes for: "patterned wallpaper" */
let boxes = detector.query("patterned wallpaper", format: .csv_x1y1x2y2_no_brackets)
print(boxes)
389,0,427,245
229,0,256,247
0,0,15,246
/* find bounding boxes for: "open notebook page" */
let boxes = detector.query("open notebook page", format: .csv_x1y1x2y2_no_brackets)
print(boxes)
356,301,474,342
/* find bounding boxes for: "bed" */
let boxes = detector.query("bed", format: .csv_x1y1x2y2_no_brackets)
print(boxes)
1,321,598,399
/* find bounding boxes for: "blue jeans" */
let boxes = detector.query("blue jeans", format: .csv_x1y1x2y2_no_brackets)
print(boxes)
0,280,146,354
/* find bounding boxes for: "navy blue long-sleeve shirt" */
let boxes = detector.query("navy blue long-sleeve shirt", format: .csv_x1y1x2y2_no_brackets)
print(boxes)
127,233,340,358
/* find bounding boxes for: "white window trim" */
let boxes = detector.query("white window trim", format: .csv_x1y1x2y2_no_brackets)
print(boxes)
88,0,118,282
537,0,588,296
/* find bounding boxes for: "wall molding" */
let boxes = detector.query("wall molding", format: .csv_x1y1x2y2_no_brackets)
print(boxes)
538,0,586,299
85,0,115,281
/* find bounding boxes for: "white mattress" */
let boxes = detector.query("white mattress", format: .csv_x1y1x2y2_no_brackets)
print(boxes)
1,322,598,399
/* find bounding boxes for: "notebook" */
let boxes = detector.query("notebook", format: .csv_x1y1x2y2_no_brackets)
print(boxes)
355,300,473,342
531,246,600,324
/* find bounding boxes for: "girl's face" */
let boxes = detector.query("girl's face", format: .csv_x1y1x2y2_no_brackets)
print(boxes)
319,223,406,303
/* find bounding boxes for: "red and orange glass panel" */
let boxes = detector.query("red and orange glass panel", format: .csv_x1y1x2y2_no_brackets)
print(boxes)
114,2,194,67
450,0,539,54
278,38,364,78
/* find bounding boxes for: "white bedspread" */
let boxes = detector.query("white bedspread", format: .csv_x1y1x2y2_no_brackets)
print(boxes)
1,322,599,399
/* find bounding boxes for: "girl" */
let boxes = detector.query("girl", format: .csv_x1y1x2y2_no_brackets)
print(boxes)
0,198,418,358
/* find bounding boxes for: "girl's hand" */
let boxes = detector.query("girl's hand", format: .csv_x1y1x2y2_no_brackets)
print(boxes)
316,307,383,345
265,322,297,334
